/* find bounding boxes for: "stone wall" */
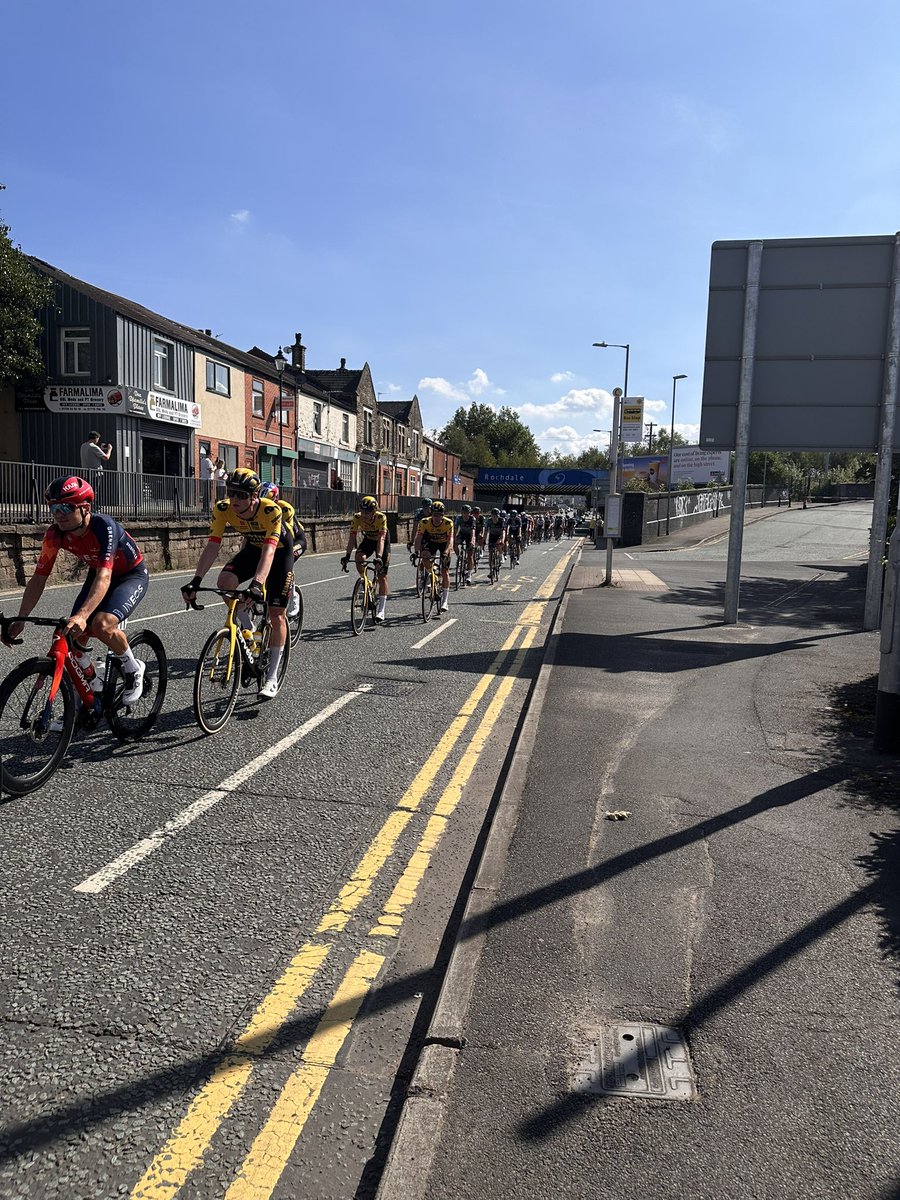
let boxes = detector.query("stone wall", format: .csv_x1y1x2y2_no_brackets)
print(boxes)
0,513,420,591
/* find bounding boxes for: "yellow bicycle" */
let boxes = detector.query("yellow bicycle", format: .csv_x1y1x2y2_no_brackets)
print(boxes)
343,557,383,635
419,550,445,621
187,588,290,734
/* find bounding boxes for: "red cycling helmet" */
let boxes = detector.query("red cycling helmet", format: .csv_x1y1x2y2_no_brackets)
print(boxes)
45,475,94,505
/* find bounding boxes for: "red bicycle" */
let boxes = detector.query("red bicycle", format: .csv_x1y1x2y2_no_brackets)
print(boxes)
0,614,167,796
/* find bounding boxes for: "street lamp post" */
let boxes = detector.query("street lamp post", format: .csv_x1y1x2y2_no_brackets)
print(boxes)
274,346,287,489
593,342,630,584
666,374,687,534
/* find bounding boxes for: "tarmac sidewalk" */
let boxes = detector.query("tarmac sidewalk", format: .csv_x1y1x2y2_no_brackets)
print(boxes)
377,513,899,1200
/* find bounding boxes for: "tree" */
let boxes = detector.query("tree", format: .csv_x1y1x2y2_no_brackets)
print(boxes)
0,191,54,387
439,402,543,467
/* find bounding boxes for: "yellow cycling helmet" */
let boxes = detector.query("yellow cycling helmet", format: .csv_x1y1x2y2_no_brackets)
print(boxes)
361,495,377,510
227,467,261,493
431,500,445,513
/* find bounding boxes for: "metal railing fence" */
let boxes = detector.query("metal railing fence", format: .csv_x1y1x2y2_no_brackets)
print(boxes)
0,461,465,525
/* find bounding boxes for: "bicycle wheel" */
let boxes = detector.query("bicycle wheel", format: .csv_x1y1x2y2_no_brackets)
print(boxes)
421,572,437,621
193,628,241,735
454,555,465,591
106,630,168,741
351,577,368,635
287,587,304,649
0,658,76,795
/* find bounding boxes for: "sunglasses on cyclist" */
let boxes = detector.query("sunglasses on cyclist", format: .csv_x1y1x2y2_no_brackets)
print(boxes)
227,488,252,500
49,502,78,515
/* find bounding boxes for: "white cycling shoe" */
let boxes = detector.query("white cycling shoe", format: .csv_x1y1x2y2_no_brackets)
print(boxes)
259,679,279,700
121,660,146,705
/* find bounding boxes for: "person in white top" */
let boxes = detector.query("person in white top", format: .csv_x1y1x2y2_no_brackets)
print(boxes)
199,451,215,513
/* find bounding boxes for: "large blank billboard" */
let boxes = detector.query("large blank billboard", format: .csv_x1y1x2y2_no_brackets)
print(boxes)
699,235,899,451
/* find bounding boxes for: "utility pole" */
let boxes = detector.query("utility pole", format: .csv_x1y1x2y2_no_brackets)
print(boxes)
645,421,656,452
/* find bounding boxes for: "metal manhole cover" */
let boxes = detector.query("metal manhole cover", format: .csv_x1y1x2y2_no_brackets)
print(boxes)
573,1023,695,1101
349,676,422,698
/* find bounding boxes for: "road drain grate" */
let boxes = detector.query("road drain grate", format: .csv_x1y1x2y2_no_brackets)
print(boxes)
573,1023,695,1101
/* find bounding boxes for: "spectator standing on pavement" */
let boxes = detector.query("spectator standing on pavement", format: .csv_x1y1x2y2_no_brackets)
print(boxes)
199,450,215,513
80,431,112,474
214,457,227,500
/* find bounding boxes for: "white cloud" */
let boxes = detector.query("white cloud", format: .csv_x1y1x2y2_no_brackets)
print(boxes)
644,398,667,415
550,371,575,384
536,425,609,456
418,368,504,403
515,387,613,422
229,209,251,226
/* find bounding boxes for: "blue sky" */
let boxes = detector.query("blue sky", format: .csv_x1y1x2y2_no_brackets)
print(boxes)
4,0,900,456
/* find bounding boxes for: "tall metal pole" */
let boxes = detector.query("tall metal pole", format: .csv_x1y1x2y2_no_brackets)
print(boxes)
605,389,622,586
666,374,686,534
277,365,285,489
724,240,763,625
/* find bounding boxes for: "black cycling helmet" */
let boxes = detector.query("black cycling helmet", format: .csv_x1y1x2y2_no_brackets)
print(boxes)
491,507,501,516
462,503,472,513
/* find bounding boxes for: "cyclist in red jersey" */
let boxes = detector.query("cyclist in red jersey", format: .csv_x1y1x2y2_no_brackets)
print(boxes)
1,476,150,703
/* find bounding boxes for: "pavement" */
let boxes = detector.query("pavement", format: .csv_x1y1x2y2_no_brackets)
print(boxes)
377,505,900,1200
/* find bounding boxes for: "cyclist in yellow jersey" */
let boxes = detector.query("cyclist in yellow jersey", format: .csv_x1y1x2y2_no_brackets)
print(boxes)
181,467,293,699
342,496,391,623
413,499,454,613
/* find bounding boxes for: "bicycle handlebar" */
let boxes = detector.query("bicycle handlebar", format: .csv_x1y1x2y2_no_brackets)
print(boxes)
182,587,266,614
0,611,72,647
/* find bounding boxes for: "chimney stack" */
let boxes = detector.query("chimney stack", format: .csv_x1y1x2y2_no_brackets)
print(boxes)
291,332,306,371
340,357,347,370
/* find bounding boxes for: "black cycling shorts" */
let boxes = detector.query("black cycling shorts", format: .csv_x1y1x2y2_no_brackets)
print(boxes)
223,542,294,608
357,535,391,573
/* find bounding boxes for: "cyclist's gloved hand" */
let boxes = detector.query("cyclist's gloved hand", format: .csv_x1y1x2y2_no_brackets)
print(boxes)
181,576,203,602
1,619,24,647
410,553,418,565
246,580,266,605
340,556,350,572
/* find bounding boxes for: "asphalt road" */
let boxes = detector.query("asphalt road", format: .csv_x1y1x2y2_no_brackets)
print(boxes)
0,535,582,1200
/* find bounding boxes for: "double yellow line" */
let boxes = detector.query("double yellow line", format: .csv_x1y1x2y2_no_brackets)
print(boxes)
131,550,576,1200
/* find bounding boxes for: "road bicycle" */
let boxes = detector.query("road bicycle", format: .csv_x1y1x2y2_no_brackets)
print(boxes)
342,557,383,635
419,550,446,621
0,613,167,795
472,542,483,573
508,536,521,568
488,542,504,584
186,588,291,735
454,550,466,591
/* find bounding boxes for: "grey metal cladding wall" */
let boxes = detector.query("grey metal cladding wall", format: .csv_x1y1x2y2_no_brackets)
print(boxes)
118,315,194,398
700,235,898,451
41,283,118,380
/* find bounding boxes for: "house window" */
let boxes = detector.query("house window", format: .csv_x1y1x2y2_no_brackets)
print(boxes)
313,402,323,436
398,426,407,455
153,338,175,390
62,328,90,375
252,379,264,418
413,431,420,459
341,413,350,443
279,391,289,426
206,359,230,396
382,418,391,449
220,444,238,471
363,408,373,446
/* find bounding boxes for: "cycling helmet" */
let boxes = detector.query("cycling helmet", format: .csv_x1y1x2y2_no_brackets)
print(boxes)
361,495,377,510
491,507,501,516
473,506,481,513
462,504,472,513
45,475,94,505
227,467,261,493
258,482,279,499
431,500,445,513
421,498,433,507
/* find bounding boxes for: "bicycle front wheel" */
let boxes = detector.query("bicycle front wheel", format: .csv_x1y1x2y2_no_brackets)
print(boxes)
287,588,304,649
193,628,240,735
107,630,168,741
454,555,465,591
0,658,76,795
421,573,437,622
351,577,368,635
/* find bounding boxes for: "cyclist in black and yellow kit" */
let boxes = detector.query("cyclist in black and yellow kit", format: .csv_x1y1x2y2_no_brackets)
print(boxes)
259,482,307,619
181,467,293,699
413,499,455,613
342,495,391,623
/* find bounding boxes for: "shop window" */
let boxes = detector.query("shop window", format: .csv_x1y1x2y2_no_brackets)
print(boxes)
62,328,90,375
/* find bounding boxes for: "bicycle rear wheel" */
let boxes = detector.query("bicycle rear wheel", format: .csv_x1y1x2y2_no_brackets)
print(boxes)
0,658,76,795
193,629,240,735
287,587,304,648
106,630,168,740
454,554,465,591
351,577,368,635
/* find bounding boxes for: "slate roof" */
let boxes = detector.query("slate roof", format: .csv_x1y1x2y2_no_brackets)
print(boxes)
29,257,331,400
378,400,414,421
303,368,365,411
